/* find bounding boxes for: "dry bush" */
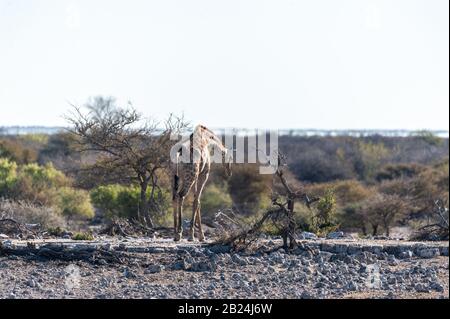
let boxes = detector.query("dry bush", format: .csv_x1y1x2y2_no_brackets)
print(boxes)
0,199,66,230
412,199,449,241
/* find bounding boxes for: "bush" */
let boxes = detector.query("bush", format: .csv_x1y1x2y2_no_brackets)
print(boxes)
305,180,372,206
375,163,426,182
228,164,271,215
71,232,94,240
57,187,95,219
0,159,94,219
311,189,338,236
200,184,232,219
0,138,39,164
0,158,17,196
90,184,171,222
0,200,66,229
360,193,408,236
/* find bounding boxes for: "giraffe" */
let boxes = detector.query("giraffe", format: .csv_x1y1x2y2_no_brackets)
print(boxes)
171,125,232,242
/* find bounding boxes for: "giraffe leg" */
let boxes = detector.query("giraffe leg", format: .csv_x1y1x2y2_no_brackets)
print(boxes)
189,182,198,241
176,196,184,241
195,168,209,242
173,195,180,241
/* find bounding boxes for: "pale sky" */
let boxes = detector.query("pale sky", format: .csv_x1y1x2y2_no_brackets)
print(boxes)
0,0,448,130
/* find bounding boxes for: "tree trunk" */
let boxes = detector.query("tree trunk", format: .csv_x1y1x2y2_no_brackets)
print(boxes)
286,197,297,249
361,225,367,236
384,221,390,237
139,181,154,228
372,224,379,236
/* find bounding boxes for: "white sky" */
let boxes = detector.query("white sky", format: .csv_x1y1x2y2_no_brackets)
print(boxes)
0,0,448,130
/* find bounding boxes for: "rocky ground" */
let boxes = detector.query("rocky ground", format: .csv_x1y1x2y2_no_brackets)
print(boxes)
0,237,448,299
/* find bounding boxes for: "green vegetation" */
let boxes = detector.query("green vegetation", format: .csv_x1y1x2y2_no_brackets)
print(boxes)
71,232,94,241
1,100,448,239
0,158,94,219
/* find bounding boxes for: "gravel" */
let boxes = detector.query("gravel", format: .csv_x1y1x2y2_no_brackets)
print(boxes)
0,238,448,299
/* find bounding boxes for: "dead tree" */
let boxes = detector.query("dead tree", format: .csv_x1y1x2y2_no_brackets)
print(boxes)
215,153,319,250
273,154,319,248
415,199,449,240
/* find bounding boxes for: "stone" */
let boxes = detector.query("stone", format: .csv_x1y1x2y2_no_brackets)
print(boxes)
398,250,413,259
27,278,37,288
326,231,345,239
231,254,248,266
335,244,349,254
417,248,440,259
208,244,232,254
188,261,215,272
347,245,362,255
346,281,358,291
123,267,137,279
298,232,318,240
414,283,430,293
146,264,164,274
430,282,444,292
148,247,165,254
363,245,384,255
0,240,13,249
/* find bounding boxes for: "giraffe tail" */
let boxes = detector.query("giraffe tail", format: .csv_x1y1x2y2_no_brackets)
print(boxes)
173,151,180,200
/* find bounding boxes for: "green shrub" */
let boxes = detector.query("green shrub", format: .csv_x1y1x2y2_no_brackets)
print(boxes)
228,164,271,215
71,232,94,240
312,189,338,236
90,184,171,222
91,184,139,219
201,184,232,218
47,226,66,237
0,158,18,195
57,187,95,219
0,159,94,220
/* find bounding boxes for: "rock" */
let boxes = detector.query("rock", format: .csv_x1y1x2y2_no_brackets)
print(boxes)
387,255,399,265
414,283,430,293
417,248,440,259
300,291,314,299
0,240,13,249
346,281,358,291
186,260,215,272
363,245,383,255
387,276,397,285
347,245,362,255
298,232,318,240
231,254,248,266
430,282,444,292
0,234,9,239
123,267,137,279
208,244,232,254
374,235,389,240
398,250,413,259
148,247,165,254
318,251,333,261
27,278,37,288
327,231,345,239
268,252,286,265
145,265,164,274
